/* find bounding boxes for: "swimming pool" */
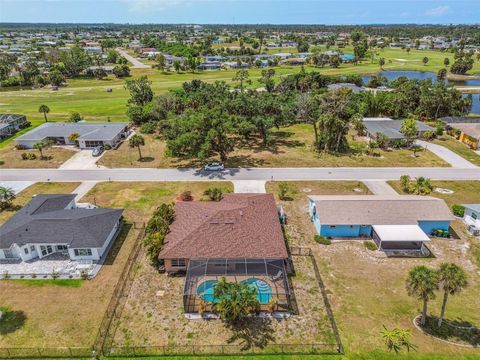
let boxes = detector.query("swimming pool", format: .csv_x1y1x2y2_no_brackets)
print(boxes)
196,280,218,302
241,278,273,304
196,278,273,304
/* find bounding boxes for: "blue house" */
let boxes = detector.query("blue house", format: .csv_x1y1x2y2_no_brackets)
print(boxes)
308,195,453,251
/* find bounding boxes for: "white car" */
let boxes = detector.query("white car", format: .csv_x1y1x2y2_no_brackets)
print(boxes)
203,162,225,171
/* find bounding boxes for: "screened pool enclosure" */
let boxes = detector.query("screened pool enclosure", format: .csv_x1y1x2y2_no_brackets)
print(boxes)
183,258,291,314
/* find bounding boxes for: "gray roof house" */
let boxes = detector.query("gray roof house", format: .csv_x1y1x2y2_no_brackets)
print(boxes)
0,114,28,139
15,122,129,149
363,117,434,141
0,194,123,263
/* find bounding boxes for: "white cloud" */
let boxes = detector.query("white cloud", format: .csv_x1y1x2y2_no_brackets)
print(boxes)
425,5,449,17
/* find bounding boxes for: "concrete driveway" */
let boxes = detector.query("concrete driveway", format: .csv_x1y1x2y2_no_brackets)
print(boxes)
416,140,477,169
59,149,105,170
233,180,266,193
0,181,34,194
116,48,151,69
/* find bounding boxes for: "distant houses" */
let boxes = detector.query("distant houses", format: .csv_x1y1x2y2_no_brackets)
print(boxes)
462,204,480,236
440,116,480,150
0,114,29,140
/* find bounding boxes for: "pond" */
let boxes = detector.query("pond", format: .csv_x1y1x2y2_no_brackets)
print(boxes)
362,70,480,114
361,70,480,87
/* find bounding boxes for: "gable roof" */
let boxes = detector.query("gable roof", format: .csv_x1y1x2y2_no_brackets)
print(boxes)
0,194,123,249
16,122,128,142
463,204,480,213
308,195,454,225
159,194,288,260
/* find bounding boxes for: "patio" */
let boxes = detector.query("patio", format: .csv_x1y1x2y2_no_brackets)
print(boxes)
0,252,97,279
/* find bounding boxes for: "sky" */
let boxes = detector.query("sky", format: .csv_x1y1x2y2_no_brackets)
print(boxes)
0,0,479,24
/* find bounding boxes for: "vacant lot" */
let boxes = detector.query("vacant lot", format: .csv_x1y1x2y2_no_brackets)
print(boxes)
265,181,480,356
0,145,75,168
99,124,448,168
0,182,80,224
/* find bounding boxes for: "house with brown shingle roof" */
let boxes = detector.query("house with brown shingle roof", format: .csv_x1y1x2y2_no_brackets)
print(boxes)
159,193,292,314
159,193,288,272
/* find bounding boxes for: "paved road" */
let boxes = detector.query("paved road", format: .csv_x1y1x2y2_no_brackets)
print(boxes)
1,167,479,182
416,140,478,169
116,48,151,69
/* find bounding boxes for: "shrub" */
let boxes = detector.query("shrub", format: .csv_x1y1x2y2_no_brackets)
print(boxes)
278,182,296,201
144,203,175,266
51,270,60,280
140,121,157,134
364,241,377,251
104,144,112,150
178,191,193,201
2,270,10,279
422,130,435,141
203,187,223,201
314,235,331,245
21,152,37,160
80,270,89,280
452,204,465,218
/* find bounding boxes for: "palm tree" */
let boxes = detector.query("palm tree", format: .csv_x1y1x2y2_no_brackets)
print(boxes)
129,134,145,160
213,277,260,323
33,141,47,158
406,265,438,326
38,104,50,122
381,325,416,353
379,57,385,70
0,186,15,210
437,263,468,327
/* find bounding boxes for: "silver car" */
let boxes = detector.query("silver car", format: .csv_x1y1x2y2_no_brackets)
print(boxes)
203,162,225,171
92,146,104,157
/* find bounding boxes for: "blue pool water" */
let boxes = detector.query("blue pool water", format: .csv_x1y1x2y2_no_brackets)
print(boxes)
341,54,354,61
241,278,273,304
196,280,218,302
196,278,273,304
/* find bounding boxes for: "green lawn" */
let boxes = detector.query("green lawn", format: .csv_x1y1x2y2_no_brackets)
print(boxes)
432,136,480,167
1,46,478,151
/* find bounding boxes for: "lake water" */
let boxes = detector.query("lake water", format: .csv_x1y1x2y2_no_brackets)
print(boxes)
362,70,480,114
361,70,480,87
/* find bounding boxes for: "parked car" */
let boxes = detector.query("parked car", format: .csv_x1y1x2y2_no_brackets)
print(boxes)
203,162,224,171
92,146,104,157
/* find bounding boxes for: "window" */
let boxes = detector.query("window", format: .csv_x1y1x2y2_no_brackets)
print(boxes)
472,212,478,220
40,245,53,256
85,140,104,148
24,248,29,254
56,245,68,251
74,249,92,257
30,245,35,252
171,259,186,267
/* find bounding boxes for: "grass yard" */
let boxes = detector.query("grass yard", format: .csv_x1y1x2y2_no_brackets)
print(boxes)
432,136,480,167
0,182,80,225
265,181,480,356
0,145,76,168
81,181,234,223
0,225,142,348
99,124,448,168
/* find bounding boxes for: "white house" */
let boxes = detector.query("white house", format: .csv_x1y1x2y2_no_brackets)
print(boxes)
463,204,480,235
0,194,123,262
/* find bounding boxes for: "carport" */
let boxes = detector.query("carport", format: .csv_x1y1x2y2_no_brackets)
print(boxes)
372,225,431,251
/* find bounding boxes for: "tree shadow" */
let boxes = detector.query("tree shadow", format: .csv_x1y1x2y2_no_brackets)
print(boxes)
40,156,53,161
138,156,155,163
420,315,480,347
226,317,276,351
0,309,27,335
